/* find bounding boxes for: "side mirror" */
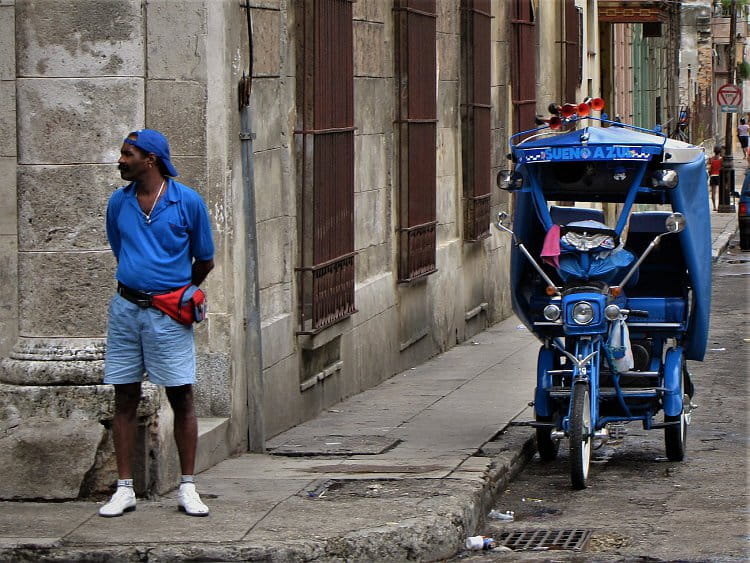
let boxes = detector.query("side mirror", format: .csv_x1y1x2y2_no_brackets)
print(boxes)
494,211,515,237
497,169,523,191
665,212,686,234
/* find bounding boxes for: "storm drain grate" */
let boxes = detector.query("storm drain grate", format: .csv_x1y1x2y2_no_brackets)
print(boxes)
496,529,592,551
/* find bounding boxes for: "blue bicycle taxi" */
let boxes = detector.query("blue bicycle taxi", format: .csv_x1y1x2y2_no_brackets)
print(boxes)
495,99,711,488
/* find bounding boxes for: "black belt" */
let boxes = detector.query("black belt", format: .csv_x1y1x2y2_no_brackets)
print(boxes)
117,283,179,308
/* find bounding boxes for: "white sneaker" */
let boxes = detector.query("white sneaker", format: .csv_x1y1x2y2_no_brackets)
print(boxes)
99,486,136,517
178,483,209,516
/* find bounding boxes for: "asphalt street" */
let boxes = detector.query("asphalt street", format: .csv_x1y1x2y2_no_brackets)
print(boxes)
456,238,749,562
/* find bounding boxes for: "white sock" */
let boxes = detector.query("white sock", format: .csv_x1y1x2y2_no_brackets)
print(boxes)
117,479,134,489
180,475,195,485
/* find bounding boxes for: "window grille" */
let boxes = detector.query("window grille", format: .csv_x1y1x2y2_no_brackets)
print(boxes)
563,0,583,103
461,0,492,241
395,0,438,282
511,0,537,132
296,0,356,334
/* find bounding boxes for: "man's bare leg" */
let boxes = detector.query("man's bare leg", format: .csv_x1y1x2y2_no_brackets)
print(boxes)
166,384,197,475
112,382,142,478
99,382,141,517
166,384,208,516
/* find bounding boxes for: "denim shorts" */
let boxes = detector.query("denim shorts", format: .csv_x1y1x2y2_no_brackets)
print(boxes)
104,294,195,387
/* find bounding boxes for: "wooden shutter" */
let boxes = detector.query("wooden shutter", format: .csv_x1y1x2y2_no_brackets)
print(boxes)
395,0,438,282
511,0,536,132
461,0,492,241
297,0,356,334
563,0,582,103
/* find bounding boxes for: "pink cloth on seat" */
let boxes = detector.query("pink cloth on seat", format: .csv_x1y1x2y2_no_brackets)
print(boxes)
541,224,561,269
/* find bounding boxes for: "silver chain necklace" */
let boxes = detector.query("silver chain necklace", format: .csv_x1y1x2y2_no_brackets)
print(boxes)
143,180,165,224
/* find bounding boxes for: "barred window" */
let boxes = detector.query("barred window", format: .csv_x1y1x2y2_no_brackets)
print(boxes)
395,0,438,282
461,0,492,241
563,0,583,103
296,0,356,334
511,0,537,131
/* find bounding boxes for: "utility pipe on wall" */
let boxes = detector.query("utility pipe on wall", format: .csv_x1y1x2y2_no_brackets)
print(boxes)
239,1,265,452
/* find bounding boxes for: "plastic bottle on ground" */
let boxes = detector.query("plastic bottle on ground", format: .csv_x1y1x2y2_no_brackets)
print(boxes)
465,535,497,550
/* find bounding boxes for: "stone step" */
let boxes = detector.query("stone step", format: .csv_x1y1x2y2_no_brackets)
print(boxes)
196,417,230,475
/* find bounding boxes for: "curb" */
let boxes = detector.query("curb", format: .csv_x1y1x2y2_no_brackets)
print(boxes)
0,427,537,562
712,222,738,262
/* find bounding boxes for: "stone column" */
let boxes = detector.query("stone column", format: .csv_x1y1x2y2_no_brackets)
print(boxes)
0,0,161,499
0,1,18,358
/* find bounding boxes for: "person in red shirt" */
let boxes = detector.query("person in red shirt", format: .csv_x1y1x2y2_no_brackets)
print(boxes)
708,146,723,212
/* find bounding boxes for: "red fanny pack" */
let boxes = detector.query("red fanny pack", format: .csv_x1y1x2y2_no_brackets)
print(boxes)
151,284,206,325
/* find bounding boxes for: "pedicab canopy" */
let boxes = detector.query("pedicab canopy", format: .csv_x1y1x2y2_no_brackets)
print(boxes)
507,116,711,361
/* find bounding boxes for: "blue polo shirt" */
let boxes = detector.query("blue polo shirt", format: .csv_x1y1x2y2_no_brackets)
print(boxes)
106,179,215,291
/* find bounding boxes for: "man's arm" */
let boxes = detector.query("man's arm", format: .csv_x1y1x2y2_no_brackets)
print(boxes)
192,259,214,286
106,193,122,260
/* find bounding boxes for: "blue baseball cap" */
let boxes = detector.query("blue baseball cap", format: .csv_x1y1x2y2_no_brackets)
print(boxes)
124,129,179,177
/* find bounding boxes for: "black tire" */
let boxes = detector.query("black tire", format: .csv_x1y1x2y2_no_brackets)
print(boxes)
570,382,592,489
665,370,687,461
740,224,750,251
665,414,686,461
536,417,560,462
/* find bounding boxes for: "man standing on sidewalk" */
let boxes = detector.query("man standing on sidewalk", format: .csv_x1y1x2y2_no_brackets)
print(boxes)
99,129,215,517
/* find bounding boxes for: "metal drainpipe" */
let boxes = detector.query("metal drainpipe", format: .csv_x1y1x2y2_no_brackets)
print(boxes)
239,1,265,452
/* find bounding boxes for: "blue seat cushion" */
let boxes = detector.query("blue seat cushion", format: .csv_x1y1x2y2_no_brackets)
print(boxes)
549,206,605,226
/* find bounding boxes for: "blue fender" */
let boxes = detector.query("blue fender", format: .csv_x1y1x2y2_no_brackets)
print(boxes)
663,347,684,417
534,346,555,417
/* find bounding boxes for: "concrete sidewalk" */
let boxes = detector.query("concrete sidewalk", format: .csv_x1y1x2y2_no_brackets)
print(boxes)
0,315,540,562
0,210,738,563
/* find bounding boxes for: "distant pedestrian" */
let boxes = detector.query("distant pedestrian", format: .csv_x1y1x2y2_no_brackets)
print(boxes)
708,146,723,212
738,118,749,156
99,129,215,518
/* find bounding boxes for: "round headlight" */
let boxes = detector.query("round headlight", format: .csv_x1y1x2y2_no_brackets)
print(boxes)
572,301,595,325
604,304,621,321
543,304,561,321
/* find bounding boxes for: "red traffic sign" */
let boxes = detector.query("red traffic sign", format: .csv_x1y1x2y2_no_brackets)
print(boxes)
717,83,742,106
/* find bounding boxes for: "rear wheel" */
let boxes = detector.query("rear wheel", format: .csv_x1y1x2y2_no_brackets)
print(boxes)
665,370,687,461
740,220,750,251
664,413,686,461
570,382,592,489
536,416,560,461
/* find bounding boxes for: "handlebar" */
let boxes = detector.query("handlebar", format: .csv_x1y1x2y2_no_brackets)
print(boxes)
623,309,649,318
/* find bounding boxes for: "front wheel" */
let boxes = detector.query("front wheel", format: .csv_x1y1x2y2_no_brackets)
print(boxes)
570,382,592,489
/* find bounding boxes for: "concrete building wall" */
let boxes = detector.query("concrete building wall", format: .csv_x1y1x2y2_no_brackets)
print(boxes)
534,0,602,116
612,24,634,122
0,0,602,499
486,0,514,326
537,0,564,108
583,0,601,100
260,2,519,438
